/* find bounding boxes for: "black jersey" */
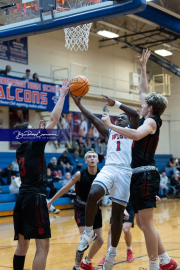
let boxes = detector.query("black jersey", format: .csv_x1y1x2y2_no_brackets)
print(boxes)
75,168,100,202
16,141,48,195
131,116,162,168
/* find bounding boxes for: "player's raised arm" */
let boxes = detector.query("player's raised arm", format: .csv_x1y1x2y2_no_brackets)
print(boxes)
47,171,81,209
46,79,72,129
102,94,139,129
138,48,151,106
71,93,109,139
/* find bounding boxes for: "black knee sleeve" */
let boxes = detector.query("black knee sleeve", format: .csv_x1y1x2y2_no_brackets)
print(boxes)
75,250,84,263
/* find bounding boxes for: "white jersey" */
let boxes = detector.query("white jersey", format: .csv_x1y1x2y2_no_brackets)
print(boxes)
105,129,133,169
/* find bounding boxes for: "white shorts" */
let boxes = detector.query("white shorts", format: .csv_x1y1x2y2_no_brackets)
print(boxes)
92,165,132,207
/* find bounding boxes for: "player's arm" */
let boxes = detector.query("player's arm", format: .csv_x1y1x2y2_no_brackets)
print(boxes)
47,171,81,209
71,93,109,139
102,114,156,141
46,79,72,129
102,95,139,129
138,49,151,106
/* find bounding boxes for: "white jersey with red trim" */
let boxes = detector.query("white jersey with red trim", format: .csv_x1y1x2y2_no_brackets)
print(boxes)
105,128,133,169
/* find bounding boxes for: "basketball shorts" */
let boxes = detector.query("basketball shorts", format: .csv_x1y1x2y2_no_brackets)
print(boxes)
13,193,51,240
92,165,132,207
109,200,134,227
74,201,102,229
130,170,160,213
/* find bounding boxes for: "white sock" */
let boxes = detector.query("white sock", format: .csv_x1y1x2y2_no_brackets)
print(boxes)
85,256,91,264
85,226,93,234
159,252,171,265
74,265,80,270
109,246,117,254
149,260,159,270
127,246,132,251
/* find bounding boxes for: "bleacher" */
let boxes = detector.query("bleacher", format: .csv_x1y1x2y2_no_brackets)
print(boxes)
0,152,171,216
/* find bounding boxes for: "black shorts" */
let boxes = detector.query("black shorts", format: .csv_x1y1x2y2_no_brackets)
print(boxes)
13,193,51,240
74,201,102,229
109,201,134,227
130,170,160,213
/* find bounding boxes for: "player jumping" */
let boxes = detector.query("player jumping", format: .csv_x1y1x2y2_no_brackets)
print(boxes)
71,92,139,270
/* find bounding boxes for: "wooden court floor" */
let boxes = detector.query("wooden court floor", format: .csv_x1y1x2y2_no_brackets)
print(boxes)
0,199,180,270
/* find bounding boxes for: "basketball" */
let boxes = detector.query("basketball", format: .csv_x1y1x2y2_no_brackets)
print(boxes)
70,75,90,96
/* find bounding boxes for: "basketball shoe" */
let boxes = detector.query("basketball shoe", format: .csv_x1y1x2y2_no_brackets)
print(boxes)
127,249,134,262
98,256,106,266
103,247,117,270
77,231,97,252
80,260,95,270
160,259,178,270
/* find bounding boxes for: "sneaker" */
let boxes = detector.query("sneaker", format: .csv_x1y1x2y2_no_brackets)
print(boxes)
80,260,95,270
53,209,61,214
103,248,117,270
98,256,106,266
127,249,134,263
77,231,97,252
160,259,178,270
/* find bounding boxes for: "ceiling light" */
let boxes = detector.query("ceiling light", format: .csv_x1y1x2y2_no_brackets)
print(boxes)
155,49,172,57
97,30,119,38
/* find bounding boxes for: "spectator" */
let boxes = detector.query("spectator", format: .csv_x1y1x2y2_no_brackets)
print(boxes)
165,157,178,175
47,168,57,198
62,172,75,192
94,138,105,163
11,157,19,175
57,151,73,174
48,157,62,179
23,69,32,80
77,137,85,157
33,73,40,81
0,65,11,76
0,164,13,185
159,171,169,197
84,138,93,152
69,151,83,173
171,173,180,194
79,114,88,136
67,136,78,154
9,176,21,194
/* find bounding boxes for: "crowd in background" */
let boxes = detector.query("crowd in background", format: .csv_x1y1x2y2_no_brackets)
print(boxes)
0,65,40,81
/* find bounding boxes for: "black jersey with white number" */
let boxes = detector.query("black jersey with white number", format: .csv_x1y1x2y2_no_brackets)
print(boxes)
75,168,100,202
16,141,48,195
131,116,162,168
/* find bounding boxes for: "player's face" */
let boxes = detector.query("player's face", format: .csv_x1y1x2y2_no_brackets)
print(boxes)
115,114,129,127
141,102,150,117
85,154,98,167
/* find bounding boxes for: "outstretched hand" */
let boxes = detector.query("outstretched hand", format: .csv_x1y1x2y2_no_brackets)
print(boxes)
101,113,111,128
138,48,151,67
123,209,130,220
70,92,82,106
39,120,45,129
102,94,115,107
61,78,73,97
156,195,161,202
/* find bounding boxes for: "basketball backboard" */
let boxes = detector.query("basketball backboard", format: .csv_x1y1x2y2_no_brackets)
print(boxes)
0,0,146,41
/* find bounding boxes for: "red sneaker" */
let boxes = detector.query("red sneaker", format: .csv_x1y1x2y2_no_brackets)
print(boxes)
160,259,178,270
98,256,106,266
127,249,134,263
80,260,95,270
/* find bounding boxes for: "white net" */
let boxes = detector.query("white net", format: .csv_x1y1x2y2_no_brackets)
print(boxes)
64,23,92,51
55,0,102,51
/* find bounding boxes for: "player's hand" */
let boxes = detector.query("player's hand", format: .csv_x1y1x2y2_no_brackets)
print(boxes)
39,120,45,129
123,209,130,220
61,78,73,97
70,92,82,105
47,201,51,211
156,195,161,202
101,113,112,128
138,48,151,68
102,94,115,107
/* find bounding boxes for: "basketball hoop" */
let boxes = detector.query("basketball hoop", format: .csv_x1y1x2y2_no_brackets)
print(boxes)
56,0,102,51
